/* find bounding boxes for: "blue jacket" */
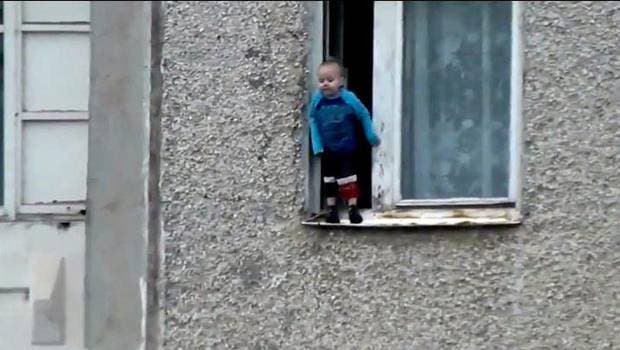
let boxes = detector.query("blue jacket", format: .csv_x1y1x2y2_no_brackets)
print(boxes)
308,88,380,155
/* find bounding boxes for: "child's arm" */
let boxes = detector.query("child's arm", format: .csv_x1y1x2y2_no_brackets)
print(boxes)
309,112,323,155
308,92,324,155
345,91,381,146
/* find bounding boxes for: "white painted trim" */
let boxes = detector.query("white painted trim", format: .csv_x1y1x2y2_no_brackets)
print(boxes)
302,1,324,214
3,1,20,220
393,2,403,207
372,1,402,211
19,203,85,215
0,25,4,33
20,111,89,121
397,198,514,207
21,24,90,32
14,3,24,217
509,1,524,209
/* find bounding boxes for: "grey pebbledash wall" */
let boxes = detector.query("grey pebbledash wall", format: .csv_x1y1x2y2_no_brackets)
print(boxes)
161,1,620,349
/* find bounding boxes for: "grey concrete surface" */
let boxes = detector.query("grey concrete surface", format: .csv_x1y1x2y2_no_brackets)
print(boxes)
31,258,66,345
162,1,620,349
86,2,162,349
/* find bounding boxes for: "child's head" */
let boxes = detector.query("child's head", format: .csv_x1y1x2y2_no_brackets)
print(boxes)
318,57,345,97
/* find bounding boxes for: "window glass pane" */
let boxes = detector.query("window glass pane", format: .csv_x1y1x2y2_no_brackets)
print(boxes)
401,1,512,200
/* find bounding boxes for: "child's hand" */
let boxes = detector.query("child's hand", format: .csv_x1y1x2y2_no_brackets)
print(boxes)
371,137,381,147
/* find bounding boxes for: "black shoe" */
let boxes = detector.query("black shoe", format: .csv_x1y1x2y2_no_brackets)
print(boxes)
349,205,363,224
326,206,340,224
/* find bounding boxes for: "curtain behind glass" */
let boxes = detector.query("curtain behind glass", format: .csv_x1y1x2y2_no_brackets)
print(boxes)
401,1,512,200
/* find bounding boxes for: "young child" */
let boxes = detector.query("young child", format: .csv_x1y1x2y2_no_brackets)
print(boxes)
308,57,380,224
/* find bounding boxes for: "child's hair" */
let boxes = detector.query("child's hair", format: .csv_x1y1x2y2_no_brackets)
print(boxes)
320,56,345,78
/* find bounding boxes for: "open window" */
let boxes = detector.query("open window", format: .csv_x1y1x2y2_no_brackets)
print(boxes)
321,0,374,210
303,1,524,227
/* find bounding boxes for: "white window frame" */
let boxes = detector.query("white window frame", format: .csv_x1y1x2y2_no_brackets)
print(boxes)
303,1,524,227
2,0,18,220
2,1,89,220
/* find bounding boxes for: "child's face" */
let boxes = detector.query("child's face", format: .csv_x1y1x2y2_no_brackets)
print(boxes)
318,63,343,98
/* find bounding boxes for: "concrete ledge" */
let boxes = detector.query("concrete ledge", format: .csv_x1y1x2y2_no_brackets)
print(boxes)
303,208,522,227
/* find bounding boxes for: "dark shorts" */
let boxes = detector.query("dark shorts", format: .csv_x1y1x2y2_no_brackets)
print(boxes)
321,151,356,182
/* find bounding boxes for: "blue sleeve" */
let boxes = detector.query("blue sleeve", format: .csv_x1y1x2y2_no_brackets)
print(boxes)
343,90,380,146
308,91,324,155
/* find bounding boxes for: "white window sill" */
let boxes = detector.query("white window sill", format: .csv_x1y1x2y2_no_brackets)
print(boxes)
0,214,86,223
302,207,522,228
0,204,86,222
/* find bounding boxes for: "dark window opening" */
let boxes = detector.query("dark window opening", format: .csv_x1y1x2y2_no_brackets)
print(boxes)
321,0,374,210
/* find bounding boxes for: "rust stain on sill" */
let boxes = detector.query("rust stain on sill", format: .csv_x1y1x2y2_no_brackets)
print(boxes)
377,208,517,220
302,208,521,227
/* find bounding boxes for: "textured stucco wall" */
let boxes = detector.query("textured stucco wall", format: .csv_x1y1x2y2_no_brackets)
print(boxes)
161,1,620,349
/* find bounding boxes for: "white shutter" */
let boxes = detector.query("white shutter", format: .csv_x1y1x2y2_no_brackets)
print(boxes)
4,1,90,216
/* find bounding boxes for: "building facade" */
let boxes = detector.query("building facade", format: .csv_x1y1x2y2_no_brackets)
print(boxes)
0,1,619,349
162,1,619,349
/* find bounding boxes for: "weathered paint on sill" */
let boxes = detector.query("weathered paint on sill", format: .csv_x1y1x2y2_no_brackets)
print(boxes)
302,208,522,227
378,207,520,220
